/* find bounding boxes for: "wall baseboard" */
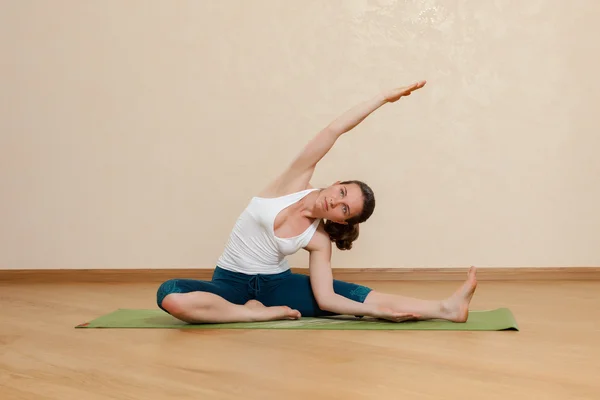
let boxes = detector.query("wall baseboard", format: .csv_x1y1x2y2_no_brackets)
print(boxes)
1,267,599,283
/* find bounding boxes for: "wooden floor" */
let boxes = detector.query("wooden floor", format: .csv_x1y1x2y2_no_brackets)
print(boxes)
1,279,599,399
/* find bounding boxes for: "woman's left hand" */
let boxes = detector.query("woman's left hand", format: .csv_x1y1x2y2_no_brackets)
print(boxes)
383,80,427,103
371,305,422,322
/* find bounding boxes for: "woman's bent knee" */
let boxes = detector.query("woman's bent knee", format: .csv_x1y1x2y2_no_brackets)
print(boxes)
156,279,186,313
160,293,185,315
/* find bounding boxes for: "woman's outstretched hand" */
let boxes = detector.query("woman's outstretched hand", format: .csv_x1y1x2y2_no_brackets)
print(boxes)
371,306,421,323
383,80,427,103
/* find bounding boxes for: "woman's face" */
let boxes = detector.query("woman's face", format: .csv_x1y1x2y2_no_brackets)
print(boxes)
315,181,363,224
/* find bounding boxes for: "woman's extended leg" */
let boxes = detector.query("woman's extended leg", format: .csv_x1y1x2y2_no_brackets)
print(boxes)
255,267,477,322
255,269,373,318
363,266,478,322
156,269,301,324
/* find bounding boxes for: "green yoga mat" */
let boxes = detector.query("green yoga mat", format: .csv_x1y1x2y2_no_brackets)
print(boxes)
75,308,518,331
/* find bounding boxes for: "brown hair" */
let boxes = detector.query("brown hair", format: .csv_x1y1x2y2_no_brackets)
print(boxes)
323,180,375,250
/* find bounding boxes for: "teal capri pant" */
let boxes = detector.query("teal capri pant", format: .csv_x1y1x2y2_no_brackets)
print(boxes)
156,266,372,318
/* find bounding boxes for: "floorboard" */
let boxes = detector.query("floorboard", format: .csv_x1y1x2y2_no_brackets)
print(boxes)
1,280,599,399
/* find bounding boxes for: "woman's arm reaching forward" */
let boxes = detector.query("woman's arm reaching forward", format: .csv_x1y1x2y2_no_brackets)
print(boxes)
304,226,422,322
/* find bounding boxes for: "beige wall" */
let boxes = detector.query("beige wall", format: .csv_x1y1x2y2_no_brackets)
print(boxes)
2,1,599,270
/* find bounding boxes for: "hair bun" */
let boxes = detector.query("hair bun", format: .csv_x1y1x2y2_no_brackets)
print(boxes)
324,220,360,251
336,239,353,250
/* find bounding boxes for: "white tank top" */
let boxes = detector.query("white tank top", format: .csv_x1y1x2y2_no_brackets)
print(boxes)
216,188,321,275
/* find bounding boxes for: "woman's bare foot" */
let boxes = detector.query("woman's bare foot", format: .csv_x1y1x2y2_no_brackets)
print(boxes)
441,266,478,322
244,299,301,321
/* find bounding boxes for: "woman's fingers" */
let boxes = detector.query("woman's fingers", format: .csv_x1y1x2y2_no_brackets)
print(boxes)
407,81,426,92
390,312,416,322
384,81,426,102
397,313,421,322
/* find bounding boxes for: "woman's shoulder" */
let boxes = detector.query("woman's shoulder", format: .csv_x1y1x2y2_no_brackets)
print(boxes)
303,221,331,253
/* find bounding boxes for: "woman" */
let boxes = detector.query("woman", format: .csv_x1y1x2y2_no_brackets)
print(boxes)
157,80,477,323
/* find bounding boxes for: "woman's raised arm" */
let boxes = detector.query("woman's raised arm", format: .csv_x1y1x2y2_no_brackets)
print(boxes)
259,81,426,197
290,81,427,173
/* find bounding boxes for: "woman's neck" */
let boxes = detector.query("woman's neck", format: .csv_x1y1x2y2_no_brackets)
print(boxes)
297,190,321,219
